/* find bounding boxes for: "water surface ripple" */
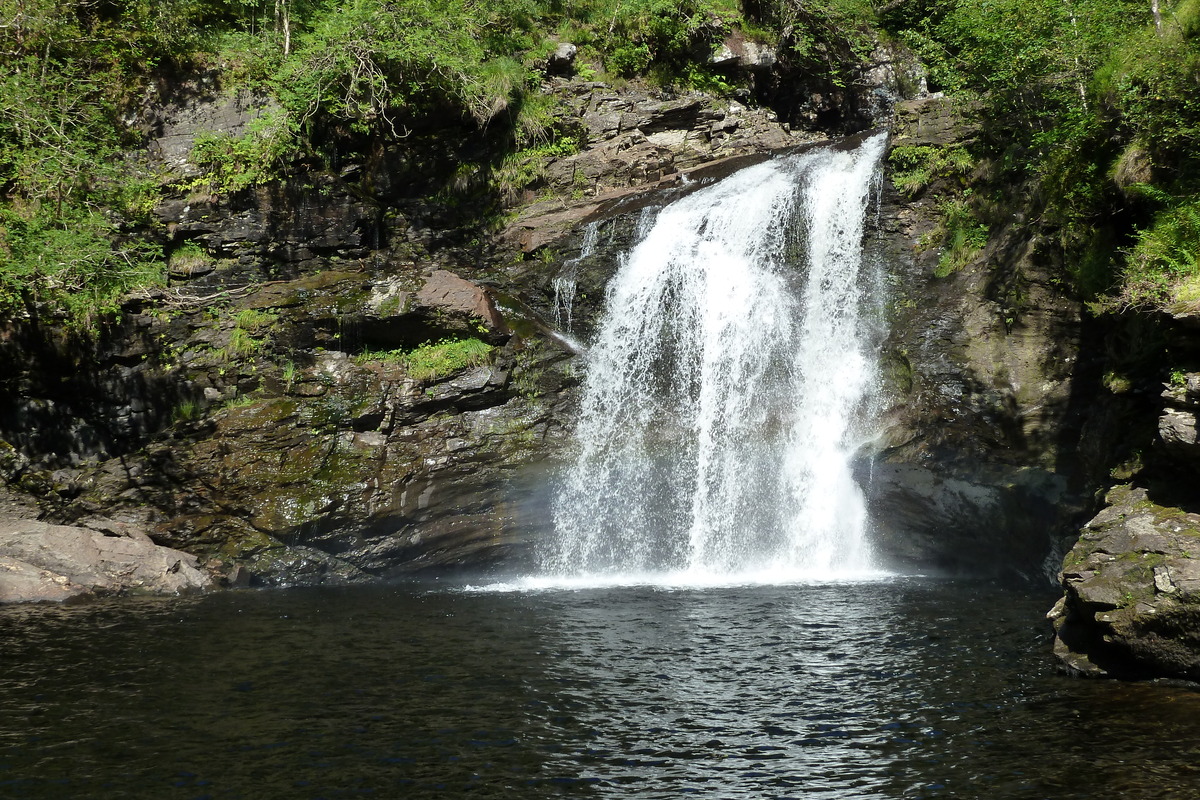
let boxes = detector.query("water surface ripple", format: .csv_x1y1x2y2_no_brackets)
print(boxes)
3,579,1200,798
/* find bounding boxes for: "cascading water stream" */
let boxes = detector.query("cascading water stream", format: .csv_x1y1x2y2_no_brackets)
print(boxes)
540,133,889,585
552,220,600,333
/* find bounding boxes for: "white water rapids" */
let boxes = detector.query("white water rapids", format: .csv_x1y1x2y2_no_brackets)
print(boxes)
538,133,889,586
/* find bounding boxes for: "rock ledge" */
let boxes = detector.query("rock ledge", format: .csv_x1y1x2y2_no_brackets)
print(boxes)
0,518,213,604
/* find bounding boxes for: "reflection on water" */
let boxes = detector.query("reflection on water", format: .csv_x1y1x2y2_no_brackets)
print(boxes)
2,579,1200,798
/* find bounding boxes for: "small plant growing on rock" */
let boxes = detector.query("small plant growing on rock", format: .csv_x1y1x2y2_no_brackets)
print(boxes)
281,360,299,391
932,199,989,278
1109,450,1144,481
888,145,974,197
234,309,279,333
220,391,257,411
403,338,494,381
376,293,404,317
173,399,203,423
357,338,494,381
168,242,212,278
1103,370,1133,394
227,327,262,359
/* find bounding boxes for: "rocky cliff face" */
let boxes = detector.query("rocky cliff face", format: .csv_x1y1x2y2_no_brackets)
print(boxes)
0,46,1132,604
859,99,1108,580
1048,321,1200,678
478,93,1113,584
3,54,920,596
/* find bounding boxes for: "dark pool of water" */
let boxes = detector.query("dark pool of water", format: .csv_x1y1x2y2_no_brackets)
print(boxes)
3,578,1200,799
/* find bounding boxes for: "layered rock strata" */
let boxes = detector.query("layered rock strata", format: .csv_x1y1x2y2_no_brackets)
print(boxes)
0,53,1109,595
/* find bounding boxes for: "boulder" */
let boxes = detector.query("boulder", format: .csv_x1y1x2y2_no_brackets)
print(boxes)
1158,373,1200,465
0,556,85,603
710,32,777,70
415,270,509,334
547,43,578,76
1160,408,1200,463
1050,485,1200,680
0,517,213,603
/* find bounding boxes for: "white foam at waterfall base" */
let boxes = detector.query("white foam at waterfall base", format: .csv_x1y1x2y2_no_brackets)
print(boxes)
537,133,892,589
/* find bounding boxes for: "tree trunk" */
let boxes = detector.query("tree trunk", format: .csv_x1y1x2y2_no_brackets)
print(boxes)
276,0,292,55
1062,0,1087,111
1153,0,1163,35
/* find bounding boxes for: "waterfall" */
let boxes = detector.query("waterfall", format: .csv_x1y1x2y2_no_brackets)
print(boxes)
552,220,600,333
541,133,888,585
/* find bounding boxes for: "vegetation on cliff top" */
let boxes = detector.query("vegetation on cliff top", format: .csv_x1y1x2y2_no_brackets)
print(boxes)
0,0,768,321
2,0,1199,320
877,0,1200,312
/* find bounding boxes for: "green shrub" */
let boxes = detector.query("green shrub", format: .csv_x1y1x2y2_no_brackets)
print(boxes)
1120,199,1200,308
492,137,582,203
190,109,296,194
609,44,654,77
932,199,989,278
889,145,974,197
0,204,162,321
274,0,526,133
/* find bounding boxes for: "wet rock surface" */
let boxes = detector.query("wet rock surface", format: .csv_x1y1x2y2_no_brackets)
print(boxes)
865,97,1097,579
26,268,575,587
500,84,822,255
503,96,1102,581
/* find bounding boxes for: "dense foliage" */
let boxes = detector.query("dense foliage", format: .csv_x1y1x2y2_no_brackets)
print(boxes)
877,0,1200,308
1,0,1199,320
0,0,177,318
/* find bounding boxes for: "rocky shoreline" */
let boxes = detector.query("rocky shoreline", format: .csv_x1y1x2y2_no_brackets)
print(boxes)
1049,363,1200,679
